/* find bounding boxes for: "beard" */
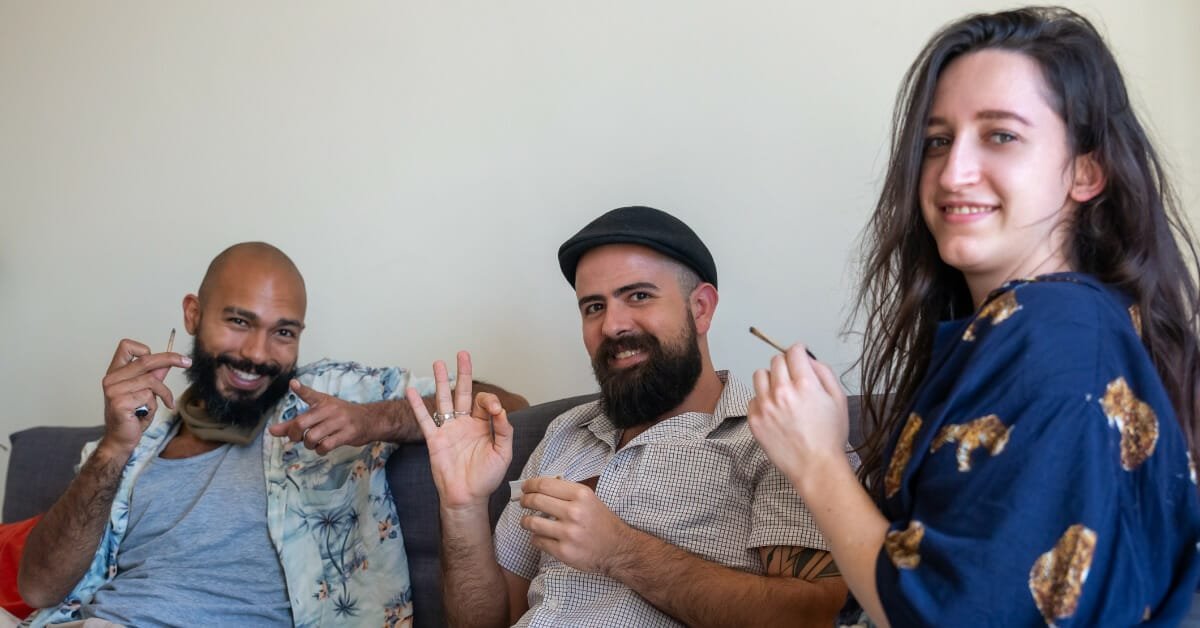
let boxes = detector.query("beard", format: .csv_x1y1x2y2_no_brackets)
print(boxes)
591,313,703,429
184,334,295,429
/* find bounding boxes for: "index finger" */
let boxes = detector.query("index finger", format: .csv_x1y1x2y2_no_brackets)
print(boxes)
405,386,439,441
109,339,151,372
522,476,582,500
453,350,473,414
117,352,190,380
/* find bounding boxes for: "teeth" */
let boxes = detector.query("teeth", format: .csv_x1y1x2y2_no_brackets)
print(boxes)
231,368,263,381
615,349,642,360
944,205,995,215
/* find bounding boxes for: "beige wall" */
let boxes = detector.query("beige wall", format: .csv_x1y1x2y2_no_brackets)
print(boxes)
1,1,1197,514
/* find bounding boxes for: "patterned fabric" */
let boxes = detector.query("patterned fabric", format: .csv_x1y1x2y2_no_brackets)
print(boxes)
28,360,433,628
495,372,846,627
876,273,1200,626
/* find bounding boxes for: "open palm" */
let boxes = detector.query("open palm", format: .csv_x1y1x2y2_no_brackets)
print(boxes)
406,351,514,508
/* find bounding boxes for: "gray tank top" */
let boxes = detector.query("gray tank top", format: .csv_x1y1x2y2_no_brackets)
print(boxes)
83,429,293,626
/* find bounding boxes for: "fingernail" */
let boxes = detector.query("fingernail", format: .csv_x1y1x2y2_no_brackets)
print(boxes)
181,357,192,366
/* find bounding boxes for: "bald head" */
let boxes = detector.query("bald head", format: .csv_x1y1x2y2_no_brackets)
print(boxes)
197,242,307,312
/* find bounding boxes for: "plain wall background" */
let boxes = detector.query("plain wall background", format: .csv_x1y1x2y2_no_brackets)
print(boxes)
2,1,1197,514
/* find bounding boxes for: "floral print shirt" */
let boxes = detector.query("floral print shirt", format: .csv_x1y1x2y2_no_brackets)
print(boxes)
29,359,431,628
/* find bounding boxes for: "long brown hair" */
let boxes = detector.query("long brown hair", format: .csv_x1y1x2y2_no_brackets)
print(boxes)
854,6,1200,498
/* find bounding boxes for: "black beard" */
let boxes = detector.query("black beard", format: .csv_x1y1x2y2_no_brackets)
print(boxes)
591,314,703,429
184,335,295,429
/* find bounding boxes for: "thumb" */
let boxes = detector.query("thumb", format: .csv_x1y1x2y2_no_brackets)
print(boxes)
290,378,324,405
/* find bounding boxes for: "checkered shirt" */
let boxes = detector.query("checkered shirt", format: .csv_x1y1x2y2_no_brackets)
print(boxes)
494,372,835,627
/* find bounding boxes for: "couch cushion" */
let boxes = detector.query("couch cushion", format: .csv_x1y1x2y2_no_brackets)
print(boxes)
4,426,104,523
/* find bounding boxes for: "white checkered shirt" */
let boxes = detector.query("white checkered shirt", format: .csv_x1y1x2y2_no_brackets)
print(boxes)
494,372,836,627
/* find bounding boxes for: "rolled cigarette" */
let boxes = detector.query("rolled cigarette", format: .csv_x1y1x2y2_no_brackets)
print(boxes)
749,326,817,360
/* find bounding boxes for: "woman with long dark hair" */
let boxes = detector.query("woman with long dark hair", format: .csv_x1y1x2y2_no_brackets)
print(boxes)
748,7,1200,625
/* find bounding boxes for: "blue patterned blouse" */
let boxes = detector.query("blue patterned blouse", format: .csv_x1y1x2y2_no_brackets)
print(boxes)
876,273,1200,626
28,359,432,628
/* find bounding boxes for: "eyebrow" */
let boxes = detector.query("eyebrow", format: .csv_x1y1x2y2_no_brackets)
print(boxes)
928,109,1033,127
223,306,305,330
577,282,660,307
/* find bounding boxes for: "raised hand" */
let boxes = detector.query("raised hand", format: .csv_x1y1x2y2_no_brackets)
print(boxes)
407,350,513,509
747,343,850,487
519,476,634,575
101,338,191,457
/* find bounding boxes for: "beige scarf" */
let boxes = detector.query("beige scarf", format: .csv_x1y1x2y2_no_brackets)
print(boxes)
177,386,270,445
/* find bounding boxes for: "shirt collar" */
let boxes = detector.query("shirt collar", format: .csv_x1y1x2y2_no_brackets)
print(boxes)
582,370,748,448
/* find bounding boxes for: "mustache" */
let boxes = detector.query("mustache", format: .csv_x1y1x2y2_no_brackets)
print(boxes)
595,333,659,363
215,354,283,378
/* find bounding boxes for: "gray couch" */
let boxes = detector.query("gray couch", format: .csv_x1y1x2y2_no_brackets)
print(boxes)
4,394,867,627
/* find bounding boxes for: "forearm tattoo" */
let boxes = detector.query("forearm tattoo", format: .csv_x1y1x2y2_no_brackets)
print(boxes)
764,546,840,580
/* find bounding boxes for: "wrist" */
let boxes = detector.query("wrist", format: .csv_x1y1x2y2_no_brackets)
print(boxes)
439,501,492,526
793,451,857,502
601,522,645,580
93,437,135,468
375,400,418,443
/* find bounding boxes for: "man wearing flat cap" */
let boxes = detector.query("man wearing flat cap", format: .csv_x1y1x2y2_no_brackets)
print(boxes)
411,206,851,627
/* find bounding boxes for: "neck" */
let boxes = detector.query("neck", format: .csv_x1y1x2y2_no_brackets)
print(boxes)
617,367,725,448
162,419,225,459
965,254,1073,310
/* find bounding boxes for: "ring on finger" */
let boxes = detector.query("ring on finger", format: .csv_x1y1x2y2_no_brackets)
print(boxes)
454,411,470,417
431,411,456,427
302,427,312,440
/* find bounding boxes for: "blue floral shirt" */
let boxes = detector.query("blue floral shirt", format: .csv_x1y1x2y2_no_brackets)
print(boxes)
29,359,432,628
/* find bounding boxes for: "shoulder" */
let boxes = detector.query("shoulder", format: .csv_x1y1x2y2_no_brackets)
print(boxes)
957,276,1143,386
969,275,1136,341
533,399,605,451
295,359,413,400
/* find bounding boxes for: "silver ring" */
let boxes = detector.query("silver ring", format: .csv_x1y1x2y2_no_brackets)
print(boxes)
431,411,456,427
302,427,312,440
454,411,470,417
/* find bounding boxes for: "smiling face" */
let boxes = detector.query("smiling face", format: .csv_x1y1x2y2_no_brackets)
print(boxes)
919,49,1103,306
574,244,711,427
182,248,306,426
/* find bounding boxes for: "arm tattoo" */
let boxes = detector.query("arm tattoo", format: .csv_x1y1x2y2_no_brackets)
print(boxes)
763,546,840,580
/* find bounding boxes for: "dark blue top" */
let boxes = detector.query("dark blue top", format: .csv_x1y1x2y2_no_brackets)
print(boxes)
876,273,1200,626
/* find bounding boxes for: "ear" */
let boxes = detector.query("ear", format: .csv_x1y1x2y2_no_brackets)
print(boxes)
689,283,719,335
1069,151,1106,203
182,293,201,335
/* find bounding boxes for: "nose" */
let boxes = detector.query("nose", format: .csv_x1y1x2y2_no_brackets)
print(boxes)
600,302,635,339
238,329,271,365
938,137,981,191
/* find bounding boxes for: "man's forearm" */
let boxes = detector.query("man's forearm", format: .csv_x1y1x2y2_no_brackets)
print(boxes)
607,529,846,628
371,381,527,444
19,441,129,608
368,399,428,443
439,505,511,628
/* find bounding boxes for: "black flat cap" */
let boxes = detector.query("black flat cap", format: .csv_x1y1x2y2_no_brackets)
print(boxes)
558,205,717,288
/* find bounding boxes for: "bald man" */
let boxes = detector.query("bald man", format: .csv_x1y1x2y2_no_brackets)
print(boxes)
18,242,523,628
